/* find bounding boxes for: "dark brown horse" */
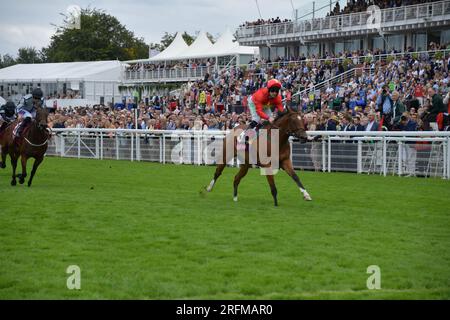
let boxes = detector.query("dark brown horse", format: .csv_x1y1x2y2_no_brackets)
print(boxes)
205,108,312,206
0,106,50,187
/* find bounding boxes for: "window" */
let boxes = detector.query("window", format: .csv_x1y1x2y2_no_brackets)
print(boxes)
440,29,450,46
414,33,427,51
386,35,405,52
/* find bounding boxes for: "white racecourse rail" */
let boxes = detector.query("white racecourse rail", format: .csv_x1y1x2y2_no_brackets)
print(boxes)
47,128,450,179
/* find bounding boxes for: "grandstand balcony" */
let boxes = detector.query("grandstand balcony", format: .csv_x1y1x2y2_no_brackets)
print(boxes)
236,0,450,46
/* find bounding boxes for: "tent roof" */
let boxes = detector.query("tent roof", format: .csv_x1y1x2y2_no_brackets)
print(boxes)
0,60,123,82
177,31,214,59
211,28,237,55
205,28,257,57
149,32,189,61
125,29,258,63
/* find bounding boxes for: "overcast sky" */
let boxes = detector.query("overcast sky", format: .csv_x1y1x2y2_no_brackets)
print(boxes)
0,0,341,57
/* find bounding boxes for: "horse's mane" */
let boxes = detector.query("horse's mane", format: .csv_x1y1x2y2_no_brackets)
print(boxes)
275,111,290,122
266,110,290,128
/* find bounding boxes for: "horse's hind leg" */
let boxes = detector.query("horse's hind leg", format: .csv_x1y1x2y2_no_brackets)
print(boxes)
18,156,28,184
206,163,226,192
10,154,18,186
233,164,250,202
28,157,43,187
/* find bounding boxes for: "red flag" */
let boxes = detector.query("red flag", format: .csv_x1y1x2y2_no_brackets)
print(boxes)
378,115,384,131
437,113,444,131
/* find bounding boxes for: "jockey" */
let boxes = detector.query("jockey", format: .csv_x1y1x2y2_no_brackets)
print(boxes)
239,79,284,142
0,101,17,131
15,88,44,138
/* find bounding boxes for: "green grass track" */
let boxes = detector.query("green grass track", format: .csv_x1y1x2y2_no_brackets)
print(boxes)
0,157,449,299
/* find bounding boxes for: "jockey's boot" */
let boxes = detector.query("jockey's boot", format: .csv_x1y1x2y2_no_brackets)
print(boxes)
14,118,31,141
238,120,258,143
248,122,264,144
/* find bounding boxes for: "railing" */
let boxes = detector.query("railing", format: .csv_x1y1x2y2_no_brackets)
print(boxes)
244,49,450,71
124,66,214,82
236,0,450,40
45,129,450,179
289,67,368,102
121,48,449,85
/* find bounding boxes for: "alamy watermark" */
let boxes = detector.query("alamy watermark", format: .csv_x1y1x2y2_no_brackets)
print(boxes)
366,265,381,290
66,265,81,290
170,128,280,176
366,5,383,37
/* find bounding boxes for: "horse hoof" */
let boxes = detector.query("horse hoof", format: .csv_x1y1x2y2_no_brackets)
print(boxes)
233,196,238,202
28,182,32,187
0,163,5,169
19,179,25,185
11,180,16,186
304,194,312,201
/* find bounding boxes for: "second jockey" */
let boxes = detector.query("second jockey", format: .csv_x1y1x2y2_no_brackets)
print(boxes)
0,101,17,131
15,88,44,139
238,79,284,142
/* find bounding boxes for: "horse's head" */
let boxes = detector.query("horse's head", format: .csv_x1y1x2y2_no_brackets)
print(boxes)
281,107,308,143
35,105,49,130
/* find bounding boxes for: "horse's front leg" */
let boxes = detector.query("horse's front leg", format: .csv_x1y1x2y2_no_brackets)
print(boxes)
281,159,312,201
0,145,7,169
28,157,43,187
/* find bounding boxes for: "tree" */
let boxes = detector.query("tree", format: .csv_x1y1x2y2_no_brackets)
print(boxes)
43,8,149,62
182,32,195,46
16,47,43,64
159,32,176,51
206,32,216,44
0,54,16,69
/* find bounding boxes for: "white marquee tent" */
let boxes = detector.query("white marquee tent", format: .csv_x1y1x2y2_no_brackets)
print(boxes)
132,29,258,64
0,60,125,106
0,60,123,82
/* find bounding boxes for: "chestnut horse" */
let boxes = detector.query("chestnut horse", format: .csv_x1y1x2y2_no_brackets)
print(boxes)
0,106,50,187
205,108,312,206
